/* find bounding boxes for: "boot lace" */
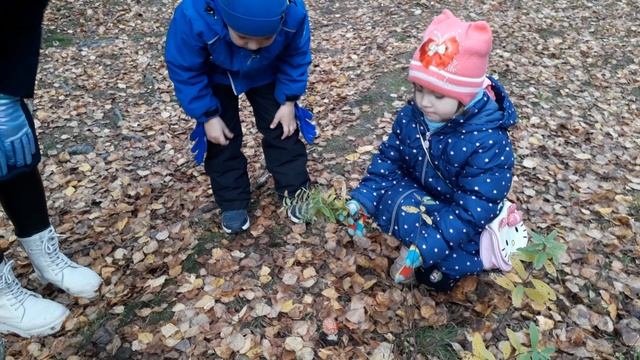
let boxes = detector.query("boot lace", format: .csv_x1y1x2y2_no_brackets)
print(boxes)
42,228,75,276
0,260,36,311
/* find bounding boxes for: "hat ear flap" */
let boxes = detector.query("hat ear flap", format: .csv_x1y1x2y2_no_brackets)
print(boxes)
467,21,493,46
422,9,457,41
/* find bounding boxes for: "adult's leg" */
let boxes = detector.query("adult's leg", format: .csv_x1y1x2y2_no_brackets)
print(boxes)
0,167,49,238
245,83,309,198
203,85,250,212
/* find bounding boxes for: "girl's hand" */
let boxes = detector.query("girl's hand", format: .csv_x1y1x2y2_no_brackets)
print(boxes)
270,101,297,139
204,116,234,145
344,200,367,238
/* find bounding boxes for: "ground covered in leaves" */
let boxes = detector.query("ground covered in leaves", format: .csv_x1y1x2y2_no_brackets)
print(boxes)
0,0,639,358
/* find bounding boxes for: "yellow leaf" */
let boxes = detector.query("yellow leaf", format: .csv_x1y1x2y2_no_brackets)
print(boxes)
195,295,216,310
356,145,375,153
322,287,339,299
421,213,433,225
608,303,618,320
116,217,128,232
78,163,92,172
145,275,167,288
494,275,515,291
280,299,294,313
524,287,549,306
505,271,523,283
138,332,154,344
345,153,360,161
543,260,556,276
499,341,512,358
596,207,613,216
511,257,528,280
531,279,556,300
513,251,536,262
512,285,525,308
64,186,76,196
471,332,496,360
507,328,523,353
402,206,421,213
210,277,225,287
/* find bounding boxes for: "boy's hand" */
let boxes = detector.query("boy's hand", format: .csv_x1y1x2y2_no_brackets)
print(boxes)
204,116,234,145
271,101,297,139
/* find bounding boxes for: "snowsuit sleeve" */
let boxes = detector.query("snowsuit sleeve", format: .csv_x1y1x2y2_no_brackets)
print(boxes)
350,110,411,215
165,4,220,123
274,11,312,104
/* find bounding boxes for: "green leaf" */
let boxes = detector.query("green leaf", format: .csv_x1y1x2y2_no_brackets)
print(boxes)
512,285,525,308
540,347,555,357
530,231,546,244
518,244,545,254
320,205,334,222
529,322,540,349
533,253,547,270
516,354,532,360
402,205,421,213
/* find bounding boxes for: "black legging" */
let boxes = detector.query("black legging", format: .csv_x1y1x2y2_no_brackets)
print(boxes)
0,167,50,262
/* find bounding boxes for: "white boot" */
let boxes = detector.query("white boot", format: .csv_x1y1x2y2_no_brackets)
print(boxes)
19,227,102,299
0,260,69,337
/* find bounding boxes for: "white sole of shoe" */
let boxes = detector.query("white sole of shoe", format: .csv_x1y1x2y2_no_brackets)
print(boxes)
35,272,100,299
0,308,69,338
221,218,250,234
287,208,304,224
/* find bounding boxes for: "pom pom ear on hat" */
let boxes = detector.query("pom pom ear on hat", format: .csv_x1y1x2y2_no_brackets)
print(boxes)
217,0,288,37
408,9,493,105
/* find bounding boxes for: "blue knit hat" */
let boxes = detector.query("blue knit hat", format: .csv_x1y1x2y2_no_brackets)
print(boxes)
217,0,288,37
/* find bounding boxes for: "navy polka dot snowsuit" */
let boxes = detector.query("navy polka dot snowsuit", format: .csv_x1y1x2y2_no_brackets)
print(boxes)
350,76,517,289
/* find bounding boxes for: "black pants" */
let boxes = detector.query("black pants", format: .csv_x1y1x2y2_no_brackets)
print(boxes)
204,82,309,212
0,168,50,262
415,266,457,292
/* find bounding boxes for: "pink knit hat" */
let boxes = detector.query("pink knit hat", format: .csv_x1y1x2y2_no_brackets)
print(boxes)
408,9,493,105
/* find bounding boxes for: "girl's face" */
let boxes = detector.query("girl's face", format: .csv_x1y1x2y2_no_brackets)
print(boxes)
414,84,461,122
228,27,276,51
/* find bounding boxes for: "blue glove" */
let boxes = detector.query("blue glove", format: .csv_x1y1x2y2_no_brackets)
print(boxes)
0,95,36,173
190,122,207,165
294,103,317,144
0,141,8,177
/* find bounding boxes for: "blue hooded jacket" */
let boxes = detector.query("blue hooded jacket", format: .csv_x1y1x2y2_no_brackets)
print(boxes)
351,77,517,267
165,0,311,123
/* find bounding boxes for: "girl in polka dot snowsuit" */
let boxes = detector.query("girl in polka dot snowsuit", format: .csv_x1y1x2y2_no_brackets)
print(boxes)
349,10,518,291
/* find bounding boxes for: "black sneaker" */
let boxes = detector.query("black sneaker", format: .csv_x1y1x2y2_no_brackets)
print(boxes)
287,204,307,224
221,209,250,234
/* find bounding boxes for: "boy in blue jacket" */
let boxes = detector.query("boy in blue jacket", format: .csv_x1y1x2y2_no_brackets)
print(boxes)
346,10,518,291
165,0,312,233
